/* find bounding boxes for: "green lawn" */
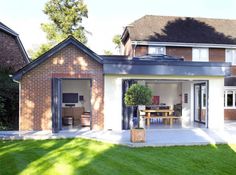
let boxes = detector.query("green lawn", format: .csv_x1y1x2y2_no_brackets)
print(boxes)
0,139,236,175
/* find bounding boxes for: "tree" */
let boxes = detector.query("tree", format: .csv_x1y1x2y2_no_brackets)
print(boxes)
124,84,152,106
124,84,152,128
112,34,122,54
103,50,113,55
0,68,19,130
31,0,88,59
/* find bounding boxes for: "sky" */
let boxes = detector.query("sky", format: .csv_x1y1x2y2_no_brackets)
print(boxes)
1,0,236,55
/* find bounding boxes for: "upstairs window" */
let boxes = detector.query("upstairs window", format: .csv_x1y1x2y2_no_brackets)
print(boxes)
192,48,209,62
226,49,236,65
148,46,166,55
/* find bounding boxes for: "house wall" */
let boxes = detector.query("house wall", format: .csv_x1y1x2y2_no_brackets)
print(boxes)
0,30,27,71
123,38,133,57
224,109,236,120
132,45,227,62
208,78,224,129
146,83,181,109
19,44,104,131
166,47,192,61
135,45,148,57
104,75,225,130
209,48,225,62
61,80,90,111
181,81,193,127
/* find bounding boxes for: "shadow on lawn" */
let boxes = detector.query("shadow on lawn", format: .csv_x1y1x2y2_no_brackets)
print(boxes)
76,144,236,175
1,139,236,175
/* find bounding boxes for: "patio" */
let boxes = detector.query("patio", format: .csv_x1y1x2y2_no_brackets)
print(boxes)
0,121,236,147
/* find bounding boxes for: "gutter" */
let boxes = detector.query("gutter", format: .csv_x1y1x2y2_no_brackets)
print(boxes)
131,41,236,49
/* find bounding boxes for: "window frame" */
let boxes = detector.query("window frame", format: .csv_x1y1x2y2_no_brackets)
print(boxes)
148,46,166,55
192,48,209,62
225,49,236,65
224,86,236,109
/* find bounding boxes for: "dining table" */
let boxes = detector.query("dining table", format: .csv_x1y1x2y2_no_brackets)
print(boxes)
139,109,179,127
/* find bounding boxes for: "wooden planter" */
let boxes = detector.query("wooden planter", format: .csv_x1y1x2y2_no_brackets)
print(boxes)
130,128,146,143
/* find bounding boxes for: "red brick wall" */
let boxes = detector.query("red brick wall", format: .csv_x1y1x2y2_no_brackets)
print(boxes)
209,48,225,62
123,38,133,57
224,109,236,120
20,44,104,131
135,45,148,57
0,30,27,71
166,47,192,61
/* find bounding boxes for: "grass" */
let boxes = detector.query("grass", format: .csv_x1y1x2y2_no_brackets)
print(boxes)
0,139,236,175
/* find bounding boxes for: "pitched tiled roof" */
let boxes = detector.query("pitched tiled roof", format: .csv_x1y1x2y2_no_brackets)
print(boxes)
0,22,18,36
0,22,30,63
122,15,236,44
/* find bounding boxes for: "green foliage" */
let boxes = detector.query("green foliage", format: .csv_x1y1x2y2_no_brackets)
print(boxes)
31,0,88,59
103,50,113,55
112,34,121,54
28,43,54,60
124,84,152,106
0,69,19,130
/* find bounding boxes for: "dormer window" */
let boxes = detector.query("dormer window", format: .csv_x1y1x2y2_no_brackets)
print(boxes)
148,46,166,55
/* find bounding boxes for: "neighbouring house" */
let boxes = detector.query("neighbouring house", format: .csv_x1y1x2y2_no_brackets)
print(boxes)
121,15,236,121
12,15,235,132
0,22,30,71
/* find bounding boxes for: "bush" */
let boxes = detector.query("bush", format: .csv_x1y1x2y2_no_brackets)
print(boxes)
0,69,19,130
124,84,152,106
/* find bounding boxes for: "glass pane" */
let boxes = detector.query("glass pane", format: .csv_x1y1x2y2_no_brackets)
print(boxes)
201,86,206,108
148,47,156,54
224,92,225,107
192,49,199,60
226,50,233,63
227,91,233,107
149,46,165,55
200,49,208,61
233,50,236,65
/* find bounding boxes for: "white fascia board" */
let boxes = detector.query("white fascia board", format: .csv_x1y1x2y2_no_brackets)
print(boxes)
131,41,236,49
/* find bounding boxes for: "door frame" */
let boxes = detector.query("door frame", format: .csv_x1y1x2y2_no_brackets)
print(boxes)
51,78,93,132
193,81,209,127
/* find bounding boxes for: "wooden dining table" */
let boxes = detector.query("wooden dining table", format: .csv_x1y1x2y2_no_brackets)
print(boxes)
139,109,178,127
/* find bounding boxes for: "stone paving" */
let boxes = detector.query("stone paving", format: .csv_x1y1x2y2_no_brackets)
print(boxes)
0,121,236,147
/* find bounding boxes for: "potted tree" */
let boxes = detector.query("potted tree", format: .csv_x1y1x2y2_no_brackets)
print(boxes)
124,84,152,143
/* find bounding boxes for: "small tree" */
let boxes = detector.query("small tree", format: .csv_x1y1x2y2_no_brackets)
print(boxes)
124,84,152,128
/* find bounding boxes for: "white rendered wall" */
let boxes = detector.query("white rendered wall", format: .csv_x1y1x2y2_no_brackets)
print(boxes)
181,81,193,127
146,83,181,109
208,78,224,129
104,76,123,131
104,75,225,130
62,80,91,112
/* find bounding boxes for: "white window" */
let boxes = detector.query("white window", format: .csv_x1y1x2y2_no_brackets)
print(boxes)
148,46,166,55
192,48,209,62
224,87,236,108
226,49,236,65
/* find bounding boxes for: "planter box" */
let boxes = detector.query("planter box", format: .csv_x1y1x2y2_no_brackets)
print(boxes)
130,128,146,143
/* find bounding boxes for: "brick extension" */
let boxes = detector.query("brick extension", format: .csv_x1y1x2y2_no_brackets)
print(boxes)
20,44,104,131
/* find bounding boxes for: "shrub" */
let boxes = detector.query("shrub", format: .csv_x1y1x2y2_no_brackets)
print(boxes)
124,84,152,106
0,69,19,130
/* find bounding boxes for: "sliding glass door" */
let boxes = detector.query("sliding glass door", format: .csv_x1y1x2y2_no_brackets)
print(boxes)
194,83,207,124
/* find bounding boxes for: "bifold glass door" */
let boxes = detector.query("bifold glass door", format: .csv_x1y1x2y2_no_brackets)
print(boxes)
194,83,207,123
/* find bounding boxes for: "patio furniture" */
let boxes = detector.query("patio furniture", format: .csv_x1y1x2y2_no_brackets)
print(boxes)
140,109,180,127
81,112,91,126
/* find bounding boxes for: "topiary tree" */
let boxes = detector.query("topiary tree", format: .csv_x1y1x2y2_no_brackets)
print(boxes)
124,84,152,128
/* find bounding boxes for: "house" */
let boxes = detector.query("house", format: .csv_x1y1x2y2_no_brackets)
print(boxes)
12,35,230,132
121,15,236,121
0,22,30,71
